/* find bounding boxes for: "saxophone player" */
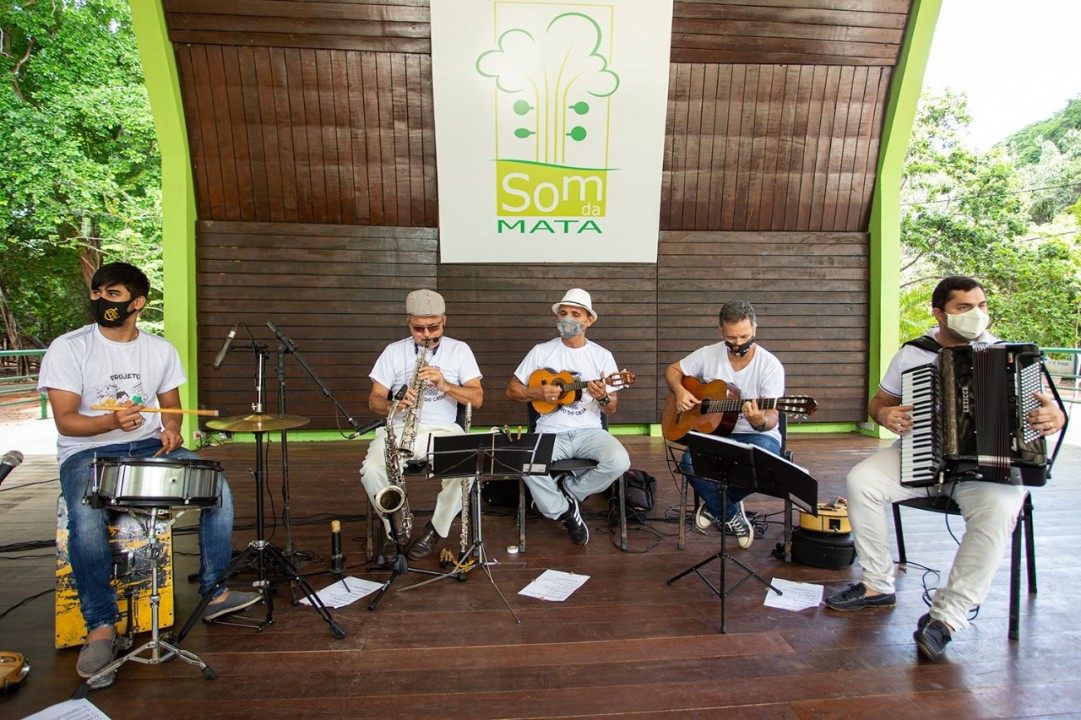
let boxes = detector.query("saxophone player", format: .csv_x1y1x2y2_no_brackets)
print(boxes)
360,289,484,561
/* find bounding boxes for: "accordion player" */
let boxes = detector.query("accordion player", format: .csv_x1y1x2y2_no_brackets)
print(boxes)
901,343,1049,487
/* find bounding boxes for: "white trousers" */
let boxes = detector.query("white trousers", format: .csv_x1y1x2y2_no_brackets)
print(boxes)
360,423,474,539
846,444,1026,631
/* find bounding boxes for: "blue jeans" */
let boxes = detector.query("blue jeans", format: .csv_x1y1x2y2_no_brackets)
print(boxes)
59,438,235,631
680,433,781,522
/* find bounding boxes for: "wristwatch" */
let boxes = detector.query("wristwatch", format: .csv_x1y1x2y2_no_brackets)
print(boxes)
597,394,611,407
752,420,767,432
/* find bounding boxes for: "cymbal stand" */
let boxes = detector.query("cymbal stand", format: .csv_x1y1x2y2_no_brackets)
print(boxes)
178,342,345,641
76,508,216,697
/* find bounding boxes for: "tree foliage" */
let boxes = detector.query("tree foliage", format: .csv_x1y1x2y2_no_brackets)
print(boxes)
0,0,163,349
900,92,1081,349
1002,96,1081,165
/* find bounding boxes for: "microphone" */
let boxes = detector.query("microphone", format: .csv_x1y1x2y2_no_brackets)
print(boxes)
329,519,345,574
348,419,385,440
0,450,24,487
266,321,297,353
212,324,238,370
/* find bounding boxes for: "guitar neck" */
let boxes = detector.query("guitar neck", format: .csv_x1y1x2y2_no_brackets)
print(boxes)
701,397,781,414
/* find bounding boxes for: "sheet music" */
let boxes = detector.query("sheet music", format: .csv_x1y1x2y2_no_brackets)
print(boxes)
518,569,589,601
763,578,823,611
298,576,383,608
21,699,112,720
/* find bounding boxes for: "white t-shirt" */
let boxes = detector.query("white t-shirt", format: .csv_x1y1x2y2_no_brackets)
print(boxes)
879,328,1000,397
678,341,785,443
38,324,187,465
370,336,481,427
513,337,620,434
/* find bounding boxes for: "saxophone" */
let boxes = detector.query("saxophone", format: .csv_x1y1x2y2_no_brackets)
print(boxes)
397,339,429,460
375,402,413,546
373,338,428,545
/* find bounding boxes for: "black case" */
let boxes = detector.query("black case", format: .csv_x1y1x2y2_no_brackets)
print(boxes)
784,528,856,569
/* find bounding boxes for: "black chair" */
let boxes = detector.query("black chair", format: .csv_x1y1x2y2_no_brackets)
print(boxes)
520,403,628,552
892,490,1035,641
672,413,791,550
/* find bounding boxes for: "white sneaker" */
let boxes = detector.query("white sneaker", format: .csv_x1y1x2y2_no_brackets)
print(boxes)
724,502,754,549
694,503,715,530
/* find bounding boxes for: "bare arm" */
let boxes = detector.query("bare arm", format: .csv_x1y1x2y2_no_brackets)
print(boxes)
868,388,914,436
507,375,543,403
368,381,396,417
420,366,483,410
48,388,143,437
665,361,700,413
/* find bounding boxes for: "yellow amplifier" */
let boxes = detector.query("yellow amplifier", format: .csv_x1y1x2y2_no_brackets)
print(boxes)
54,496,174,649
799,498,851,535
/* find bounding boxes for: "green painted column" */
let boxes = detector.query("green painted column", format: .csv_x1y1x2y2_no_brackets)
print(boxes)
865,0,942,437
129,2,200,441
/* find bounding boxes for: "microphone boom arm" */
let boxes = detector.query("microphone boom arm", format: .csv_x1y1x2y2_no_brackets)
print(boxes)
266,322,374,438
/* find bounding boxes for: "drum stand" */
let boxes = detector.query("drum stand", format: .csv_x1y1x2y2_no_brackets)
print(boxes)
76,508,216,697
178,344,345,641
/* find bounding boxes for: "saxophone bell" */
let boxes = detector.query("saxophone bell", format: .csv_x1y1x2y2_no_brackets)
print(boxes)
373,484,410,546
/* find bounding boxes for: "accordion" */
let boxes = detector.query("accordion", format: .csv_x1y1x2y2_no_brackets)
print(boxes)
900,343,1048,487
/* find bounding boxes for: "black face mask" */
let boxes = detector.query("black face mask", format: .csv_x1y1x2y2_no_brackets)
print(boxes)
91,297,138,328
724,337,756,358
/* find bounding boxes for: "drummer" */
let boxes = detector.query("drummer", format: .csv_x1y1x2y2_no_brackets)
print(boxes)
37,262,261,685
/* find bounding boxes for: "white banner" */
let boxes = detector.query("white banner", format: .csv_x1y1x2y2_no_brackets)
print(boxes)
430,0,673,263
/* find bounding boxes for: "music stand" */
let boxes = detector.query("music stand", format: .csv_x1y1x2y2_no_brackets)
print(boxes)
399,432,555,623
667,431,817,632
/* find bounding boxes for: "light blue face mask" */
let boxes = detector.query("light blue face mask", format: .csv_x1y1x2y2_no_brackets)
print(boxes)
557,317,586,339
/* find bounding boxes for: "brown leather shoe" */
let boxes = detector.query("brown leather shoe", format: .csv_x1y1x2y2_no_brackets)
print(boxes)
407,524,440,560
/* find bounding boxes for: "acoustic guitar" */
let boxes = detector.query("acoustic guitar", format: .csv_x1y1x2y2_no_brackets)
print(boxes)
661,376,818,442
529,368,636,415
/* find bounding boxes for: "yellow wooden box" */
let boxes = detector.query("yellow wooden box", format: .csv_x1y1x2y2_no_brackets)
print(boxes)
54,496,174,649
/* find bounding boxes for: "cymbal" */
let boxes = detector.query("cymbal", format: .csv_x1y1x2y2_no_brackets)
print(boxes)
205,413,310,432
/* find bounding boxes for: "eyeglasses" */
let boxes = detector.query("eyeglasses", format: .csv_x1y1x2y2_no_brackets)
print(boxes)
410,322,443,333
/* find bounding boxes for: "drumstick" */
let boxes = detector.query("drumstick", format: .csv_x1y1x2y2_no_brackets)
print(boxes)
91,405,220,417
152,446,168,458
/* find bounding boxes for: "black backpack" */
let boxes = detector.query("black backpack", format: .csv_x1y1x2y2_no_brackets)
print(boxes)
607,468,656,521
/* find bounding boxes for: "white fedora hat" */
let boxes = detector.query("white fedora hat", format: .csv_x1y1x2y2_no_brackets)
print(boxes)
552,288,597,320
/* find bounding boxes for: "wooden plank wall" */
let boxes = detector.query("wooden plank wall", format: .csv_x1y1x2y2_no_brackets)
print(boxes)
168,0,907,429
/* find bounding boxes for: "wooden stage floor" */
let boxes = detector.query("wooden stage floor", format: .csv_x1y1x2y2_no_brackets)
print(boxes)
2,432,1080,719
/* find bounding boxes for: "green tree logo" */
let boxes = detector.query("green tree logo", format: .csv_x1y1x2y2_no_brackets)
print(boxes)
477,10,620,218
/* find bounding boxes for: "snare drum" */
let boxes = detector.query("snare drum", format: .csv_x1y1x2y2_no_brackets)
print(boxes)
87,456,223,509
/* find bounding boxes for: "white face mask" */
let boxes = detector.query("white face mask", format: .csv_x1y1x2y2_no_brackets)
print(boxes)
945,306,990,340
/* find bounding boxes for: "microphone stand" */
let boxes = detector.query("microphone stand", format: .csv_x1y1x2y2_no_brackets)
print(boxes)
274,340,298,565
266,322,373,440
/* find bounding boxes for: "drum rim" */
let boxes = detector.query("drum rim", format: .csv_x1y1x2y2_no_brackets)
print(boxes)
92,455,223,471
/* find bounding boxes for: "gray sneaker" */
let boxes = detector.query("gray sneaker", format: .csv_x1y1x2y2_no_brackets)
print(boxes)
204,591,264,621
76,629,116,678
